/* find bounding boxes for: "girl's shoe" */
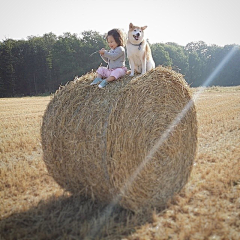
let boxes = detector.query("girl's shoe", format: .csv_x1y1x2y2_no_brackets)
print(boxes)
98,80,108,88
90,77,102,85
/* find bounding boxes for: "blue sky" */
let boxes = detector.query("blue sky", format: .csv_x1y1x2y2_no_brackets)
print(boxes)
1,0,239,46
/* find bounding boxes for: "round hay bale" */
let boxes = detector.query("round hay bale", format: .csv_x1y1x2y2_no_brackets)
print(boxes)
41,66,198,212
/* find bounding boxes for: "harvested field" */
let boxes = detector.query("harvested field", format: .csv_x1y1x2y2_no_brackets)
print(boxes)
0,86,240,239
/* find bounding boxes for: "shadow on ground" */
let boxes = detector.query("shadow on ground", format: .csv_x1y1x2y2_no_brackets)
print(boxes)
0,194,156,240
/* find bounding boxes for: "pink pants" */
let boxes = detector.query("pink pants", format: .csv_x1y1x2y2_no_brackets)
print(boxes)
97,66,127,80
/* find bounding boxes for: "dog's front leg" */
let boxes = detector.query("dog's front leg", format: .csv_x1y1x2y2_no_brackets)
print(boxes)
141,57,146,75
129,58,135,76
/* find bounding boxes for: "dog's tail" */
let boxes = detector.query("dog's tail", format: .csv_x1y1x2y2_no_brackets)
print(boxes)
146,44,152,61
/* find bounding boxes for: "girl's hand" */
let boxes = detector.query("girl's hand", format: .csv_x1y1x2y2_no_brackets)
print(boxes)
99,48,105,55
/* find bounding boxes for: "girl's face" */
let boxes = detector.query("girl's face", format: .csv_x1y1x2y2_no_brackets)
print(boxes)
107,35,118,49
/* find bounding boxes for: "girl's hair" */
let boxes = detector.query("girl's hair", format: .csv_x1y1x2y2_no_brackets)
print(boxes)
106,29,126,47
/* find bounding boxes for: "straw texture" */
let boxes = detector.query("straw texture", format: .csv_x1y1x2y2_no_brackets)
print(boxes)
41,66,198,212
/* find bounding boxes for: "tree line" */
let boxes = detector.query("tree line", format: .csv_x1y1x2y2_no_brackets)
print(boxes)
0,31,239,97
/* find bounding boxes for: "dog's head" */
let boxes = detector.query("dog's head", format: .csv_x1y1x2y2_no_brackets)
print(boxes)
128,23,147,43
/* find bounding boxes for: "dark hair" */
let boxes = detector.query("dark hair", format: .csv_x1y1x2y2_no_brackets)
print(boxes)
106,29,126,47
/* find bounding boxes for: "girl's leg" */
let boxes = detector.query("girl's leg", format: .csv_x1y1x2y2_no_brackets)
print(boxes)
98,68,126,88
106,76,116,82
91,67,106,85
98,75,115,89
90,73,103,85
97,67,110,79
97,73,103,79
110,68,127,81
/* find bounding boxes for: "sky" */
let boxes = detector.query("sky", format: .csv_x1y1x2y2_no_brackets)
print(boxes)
1,0,240,46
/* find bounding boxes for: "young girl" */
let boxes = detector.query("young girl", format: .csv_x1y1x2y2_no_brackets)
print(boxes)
90,29,127,88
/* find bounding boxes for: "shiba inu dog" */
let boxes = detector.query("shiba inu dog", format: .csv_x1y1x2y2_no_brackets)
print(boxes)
126,23,155,76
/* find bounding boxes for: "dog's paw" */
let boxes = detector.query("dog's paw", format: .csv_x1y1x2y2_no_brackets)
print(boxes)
129,74,135,77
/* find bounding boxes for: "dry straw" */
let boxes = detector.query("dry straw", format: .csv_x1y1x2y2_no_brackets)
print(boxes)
41,66,198,212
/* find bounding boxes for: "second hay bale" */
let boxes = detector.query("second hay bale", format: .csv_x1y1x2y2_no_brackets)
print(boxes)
41,66,198,212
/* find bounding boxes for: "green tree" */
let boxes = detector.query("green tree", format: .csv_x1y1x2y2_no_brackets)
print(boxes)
213,45,240,86
151,43,172,66
185,41,210,86
80,30,108,71
52,33,83,88
24,36,49,95
11,40,28,96
0,39,16,97
163,43,189,77
1,32,239,97
42,33,57,93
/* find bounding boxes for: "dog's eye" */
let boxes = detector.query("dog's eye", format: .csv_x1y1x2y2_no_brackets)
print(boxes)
134,29,137,31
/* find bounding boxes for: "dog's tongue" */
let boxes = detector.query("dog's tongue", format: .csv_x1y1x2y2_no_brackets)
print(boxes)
134,35,139,40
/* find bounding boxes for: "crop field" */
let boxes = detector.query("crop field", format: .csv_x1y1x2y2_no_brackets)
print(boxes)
0,86,240,240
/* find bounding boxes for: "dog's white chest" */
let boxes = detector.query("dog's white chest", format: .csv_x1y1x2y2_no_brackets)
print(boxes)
127,45,143,57
130,53,142,66
127,44,143,64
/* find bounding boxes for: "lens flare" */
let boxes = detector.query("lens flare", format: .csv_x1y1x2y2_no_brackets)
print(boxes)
84,45,238,239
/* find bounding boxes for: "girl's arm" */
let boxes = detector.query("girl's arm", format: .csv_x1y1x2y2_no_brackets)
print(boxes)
103,47,124,61
99,48,108,63
101,55,108,63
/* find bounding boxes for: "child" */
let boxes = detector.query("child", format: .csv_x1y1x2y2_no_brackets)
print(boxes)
90,29,127,88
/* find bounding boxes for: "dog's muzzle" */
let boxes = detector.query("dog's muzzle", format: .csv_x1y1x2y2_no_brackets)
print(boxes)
133,33,140,41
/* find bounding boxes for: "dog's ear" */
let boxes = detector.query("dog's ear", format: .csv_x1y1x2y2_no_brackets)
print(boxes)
129,23,134,29
141,26,147,30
